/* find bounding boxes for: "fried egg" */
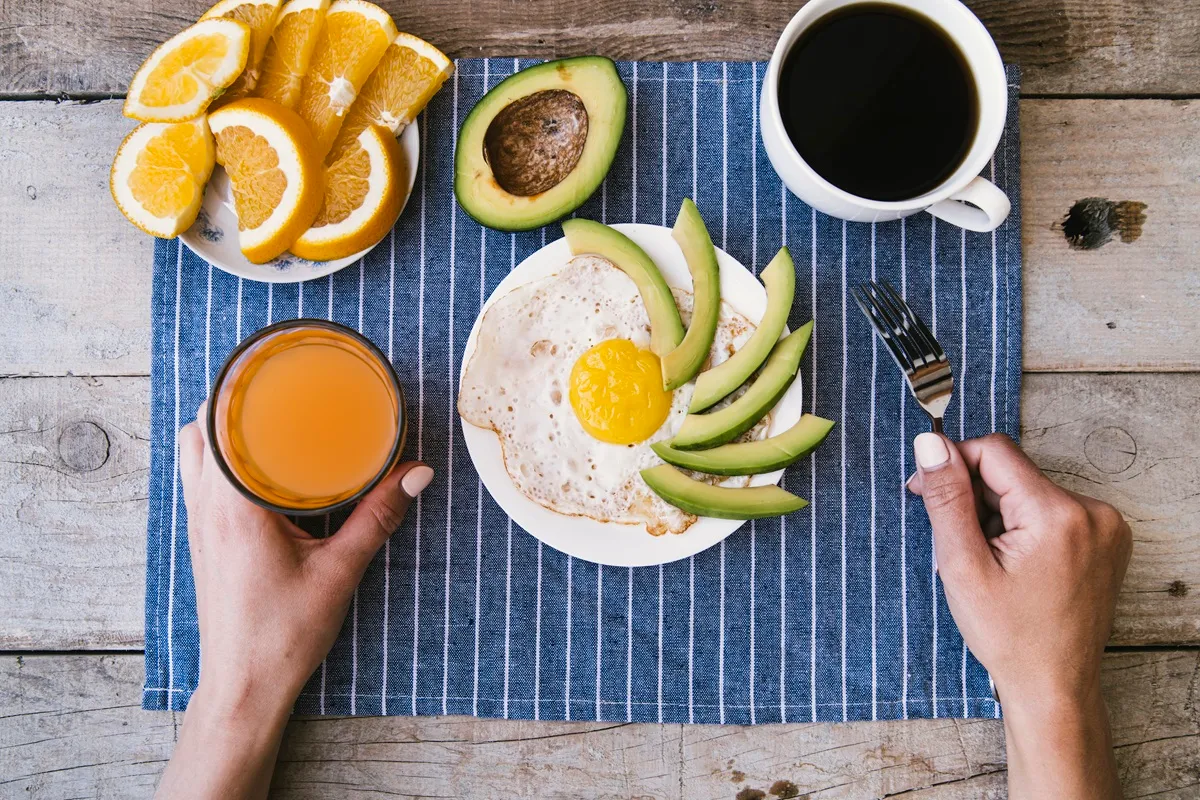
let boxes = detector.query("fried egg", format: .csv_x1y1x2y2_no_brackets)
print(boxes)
458,255,767,536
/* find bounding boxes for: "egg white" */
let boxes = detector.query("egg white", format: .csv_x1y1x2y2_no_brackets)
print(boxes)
458,255,767,536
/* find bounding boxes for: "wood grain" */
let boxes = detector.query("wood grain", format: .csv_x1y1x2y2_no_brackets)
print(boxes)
1,650,1196,798
2,98,1199,377
2,0,1199,97
2,372,1196,650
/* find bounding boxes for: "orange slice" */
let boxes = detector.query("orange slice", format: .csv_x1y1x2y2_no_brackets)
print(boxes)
208,98,325,263
254,0,331,109
327,32,452,163
294,0,397,159
291,125,407,261
200,0,284,105
124,18,251,122
110,118,217,237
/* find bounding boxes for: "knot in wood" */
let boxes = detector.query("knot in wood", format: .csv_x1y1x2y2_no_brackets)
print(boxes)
1083,425,1136,474
58,421,110,472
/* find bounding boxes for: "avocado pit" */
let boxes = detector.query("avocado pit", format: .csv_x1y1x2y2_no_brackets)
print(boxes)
484,89,589,197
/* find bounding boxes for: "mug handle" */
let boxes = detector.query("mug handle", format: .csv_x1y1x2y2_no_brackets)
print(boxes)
925,177,1011,233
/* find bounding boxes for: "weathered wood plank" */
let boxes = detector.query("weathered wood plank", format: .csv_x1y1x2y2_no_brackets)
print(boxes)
1,650,1196,798
2,373,1196,650
2,98,1199,377
2,0,1199,97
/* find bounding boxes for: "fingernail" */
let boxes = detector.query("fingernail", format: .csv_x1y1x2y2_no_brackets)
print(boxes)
905,472,917,491
401,465,434,497
914,433,949,469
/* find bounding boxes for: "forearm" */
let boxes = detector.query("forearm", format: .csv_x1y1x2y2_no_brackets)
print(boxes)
155,682,291,800
1002,679,1122,800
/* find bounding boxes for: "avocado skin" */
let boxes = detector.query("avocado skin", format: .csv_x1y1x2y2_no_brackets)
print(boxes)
640,464,808,519
661,199,720,390
652,414,834,476
562,218,685,357
455,56,627,231
690,246,796,412
672,321,813,451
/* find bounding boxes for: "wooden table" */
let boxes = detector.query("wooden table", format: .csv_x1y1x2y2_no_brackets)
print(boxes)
2,2,1198,797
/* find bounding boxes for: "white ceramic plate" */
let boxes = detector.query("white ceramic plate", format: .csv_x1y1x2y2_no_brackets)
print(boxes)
179,121,420,283
459,223,805,568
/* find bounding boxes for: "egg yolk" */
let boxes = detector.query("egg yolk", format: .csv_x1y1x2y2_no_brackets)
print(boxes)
569,339,673,445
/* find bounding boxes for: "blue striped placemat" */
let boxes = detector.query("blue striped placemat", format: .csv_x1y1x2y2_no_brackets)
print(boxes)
144,59,1022,723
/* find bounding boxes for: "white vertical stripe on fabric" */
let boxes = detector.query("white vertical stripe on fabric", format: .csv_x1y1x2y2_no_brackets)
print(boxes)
989,157,1000,719
960,226,969,718
297,274,303,317
326,273,332,321
321,279,334,714
411,103,430,718
267,282,273,324
632,62,638,223
350,261,365,715
692,61,698,203
900,218,909,720
930,215,938,719
688,554,695,723
236,277,243,341
595,566,604,720
166,240,182,703
503,517,513,716
808,203,817,724
657,565,664,723
383,227,395,715
870,222,878,722
719,537,727,724
840,219,848,723
444,63,461,718
626,567,633,722
534,540,544,720
662,61,668,227
722,61,728,251
204,264,212,386
752,64,758,273
749,521,756,724
565,555,573,720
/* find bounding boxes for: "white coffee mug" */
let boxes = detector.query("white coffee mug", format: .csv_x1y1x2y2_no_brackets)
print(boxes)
760,0,1011,232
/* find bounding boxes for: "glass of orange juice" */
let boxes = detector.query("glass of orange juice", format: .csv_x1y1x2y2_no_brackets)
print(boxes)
208,319,406,515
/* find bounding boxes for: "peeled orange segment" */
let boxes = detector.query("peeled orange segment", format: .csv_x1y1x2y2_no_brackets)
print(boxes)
294,0,397,159
291,125,408,261
200,0,284,105
124,18,251,122
110,118,216,237
254,0,331,109
327,32,452,163
208,98,325,263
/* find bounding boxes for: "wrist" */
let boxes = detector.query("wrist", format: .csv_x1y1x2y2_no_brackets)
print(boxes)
189,676,294,737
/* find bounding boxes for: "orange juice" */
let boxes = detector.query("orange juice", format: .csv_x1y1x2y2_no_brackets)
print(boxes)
210,320,405,513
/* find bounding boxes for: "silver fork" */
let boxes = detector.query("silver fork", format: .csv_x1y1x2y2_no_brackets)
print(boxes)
851,280,954,434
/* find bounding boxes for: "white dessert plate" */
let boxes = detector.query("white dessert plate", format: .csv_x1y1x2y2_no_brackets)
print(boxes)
459,223,804,568
179,121,419,283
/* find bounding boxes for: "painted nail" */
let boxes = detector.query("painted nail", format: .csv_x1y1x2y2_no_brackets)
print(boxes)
401,465,434,497
914,433,950,469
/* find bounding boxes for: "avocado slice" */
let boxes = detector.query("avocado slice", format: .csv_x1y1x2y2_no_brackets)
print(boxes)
455,56,627,231
690,246,796,412
652,413,834,476
661,199,720,391
562,218,685,357
641,464,808,519
671,321,813,450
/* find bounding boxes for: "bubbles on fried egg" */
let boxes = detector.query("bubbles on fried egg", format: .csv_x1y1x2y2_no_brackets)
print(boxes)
458,255,763,536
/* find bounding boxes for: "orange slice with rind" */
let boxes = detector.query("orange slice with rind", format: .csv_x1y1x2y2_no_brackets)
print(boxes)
291,124,407,261
124,18,251,122
255,0,331,109
327,31,452,163
208,98,325,263
110,117,217,237
200,0,284,105
295,0,397,159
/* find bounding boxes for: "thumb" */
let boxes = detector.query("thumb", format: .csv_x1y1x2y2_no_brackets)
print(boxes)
913,433,995,581
327,462,433,578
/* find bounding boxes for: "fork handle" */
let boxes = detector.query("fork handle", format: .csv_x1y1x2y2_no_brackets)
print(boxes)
931,416,944,435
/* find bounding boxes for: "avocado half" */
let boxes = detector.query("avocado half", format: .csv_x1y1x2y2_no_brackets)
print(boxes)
455,57,628,231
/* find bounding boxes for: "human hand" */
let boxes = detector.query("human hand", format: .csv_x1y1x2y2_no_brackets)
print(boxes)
179,403,433,717
155,405,432,800
908,432,1131,799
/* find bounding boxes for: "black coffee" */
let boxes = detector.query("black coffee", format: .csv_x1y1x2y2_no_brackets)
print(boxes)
778,4,978,202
